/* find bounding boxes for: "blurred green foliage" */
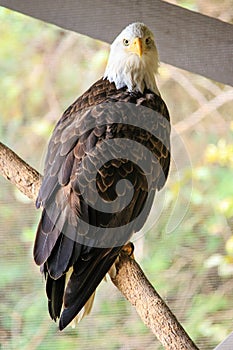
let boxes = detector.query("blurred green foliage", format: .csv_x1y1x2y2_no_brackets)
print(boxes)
0,4,233,350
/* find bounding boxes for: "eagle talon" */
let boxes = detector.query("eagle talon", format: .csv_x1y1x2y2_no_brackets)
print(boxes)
121,242,134,258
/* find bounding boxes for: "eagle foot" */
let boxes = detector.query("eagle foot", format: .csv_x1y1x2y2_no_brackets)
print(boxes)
121,242,134,258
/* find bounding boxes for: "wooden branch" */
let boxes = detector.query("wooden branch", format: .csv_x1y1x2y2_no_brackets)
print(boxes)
0,141,199,350
112,253,199,350
0,142,41,200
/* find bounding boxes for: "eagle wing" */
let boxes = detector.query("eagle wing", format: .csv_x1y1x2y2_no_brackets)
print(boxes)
34,78,170,330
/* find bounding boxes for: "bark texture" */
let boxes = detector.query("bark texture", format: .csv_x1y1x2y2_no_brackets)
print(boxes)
0,141,199,350
112,252,199,350
0,142,41,200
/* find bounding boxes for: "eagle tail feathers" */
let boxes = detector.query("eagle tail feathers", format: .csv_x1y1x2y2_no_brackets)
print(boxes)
59,247,120,330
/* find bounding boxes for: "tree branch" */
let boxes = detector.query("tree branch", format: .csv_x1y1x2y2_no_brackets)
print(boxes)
112,253,199,350
0,142,41,200
0,141,199,350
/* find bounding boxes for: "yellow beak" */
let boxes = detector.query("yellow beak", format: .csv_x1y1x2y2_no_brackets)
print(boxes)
129,37,143,57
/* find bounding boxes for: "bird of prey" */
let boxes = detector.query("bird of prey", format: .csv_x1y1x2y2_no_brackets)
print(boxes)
34,22,171,330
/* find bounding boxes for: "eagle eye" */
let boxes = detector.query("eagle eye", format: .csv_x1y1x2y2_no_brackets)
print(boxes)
145,37,151,45
123,39,129,46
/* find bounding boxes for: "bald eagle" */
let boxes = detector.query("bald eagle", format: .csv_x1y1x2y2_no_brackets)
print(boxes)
34,22,171,330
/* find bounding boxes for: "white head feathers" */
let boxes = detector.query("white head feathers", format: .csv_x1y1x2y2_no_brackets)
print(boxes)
104,22,160,95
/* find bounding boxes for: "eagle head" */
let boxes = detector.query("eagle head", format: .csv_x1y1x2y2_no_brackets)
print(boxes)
104,22,159,95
